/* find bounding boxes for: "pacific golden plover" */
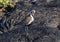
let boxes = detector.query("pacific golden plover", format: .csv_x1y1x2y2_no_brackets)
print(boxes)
24,9,36,36
25,10,36,26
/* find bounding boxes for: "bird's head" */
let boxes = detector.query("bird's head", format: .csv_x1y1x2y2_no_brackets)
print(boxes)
30,10,36,16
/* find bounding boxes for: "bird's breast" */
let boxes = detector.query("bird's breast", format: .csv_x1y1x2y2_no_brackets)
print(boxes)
26,15,34,25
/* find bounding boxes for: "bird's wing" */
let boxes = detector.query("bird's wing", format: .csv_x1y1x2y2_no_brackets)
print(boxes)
25,15,34,25
25,16,32,25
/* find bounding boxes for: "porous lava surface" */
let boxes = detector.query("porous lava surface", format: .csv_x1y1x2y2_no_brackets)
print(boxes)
0,0,60,42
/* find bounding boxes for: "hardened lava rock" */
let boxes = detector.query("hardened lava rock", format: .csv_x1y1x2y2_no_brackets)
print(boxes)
0,0,60,42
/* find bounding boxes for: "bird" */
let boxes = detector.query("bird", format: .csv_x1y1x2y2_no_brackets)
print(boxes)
23,10,36,36
24,9,36,26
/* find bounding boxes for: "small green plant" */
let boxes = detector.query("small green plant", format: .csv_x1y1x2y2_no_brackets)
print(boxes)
0,0,17,12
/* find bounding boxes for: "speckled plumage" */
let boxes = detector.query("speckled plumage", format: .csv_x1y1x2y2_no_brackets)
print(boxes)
24,10,35,26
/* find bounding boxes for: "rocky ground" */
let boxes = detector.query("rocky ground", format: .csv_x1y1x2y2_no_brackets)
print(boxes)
0,0,60,42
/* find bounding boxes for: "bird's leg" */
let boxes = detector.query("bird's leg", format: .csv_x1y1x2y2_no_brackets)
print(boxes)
25,26,29,36
25,26,33,42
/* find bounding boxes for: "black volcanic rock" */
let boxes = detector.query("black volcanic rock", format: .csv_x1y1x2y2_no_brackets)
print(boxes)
0,0,60,42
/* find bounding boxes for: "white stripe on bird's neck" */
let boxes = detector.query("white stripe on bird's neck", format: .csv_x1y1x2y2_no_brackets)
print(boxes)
27,15,34,25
